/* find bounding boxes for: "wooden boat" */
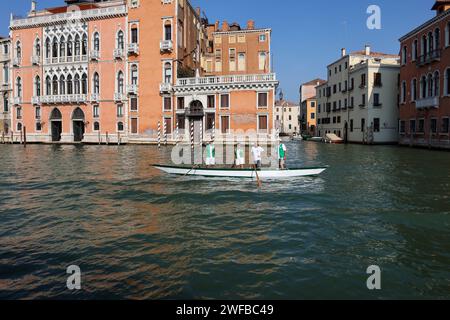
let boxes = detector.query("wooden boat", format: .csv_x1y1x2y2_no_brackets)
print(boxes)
153,164,327,179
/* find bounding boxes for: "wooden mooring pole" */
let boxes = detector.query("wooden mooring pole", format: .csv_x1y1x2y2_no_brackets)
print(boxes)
23,126,27,147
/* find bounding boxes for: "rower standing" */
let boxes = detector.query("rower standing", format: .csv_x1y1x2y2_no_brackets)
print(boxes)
251,143,264,169
235,143,245,169
278,140,287,170
205,142,215,167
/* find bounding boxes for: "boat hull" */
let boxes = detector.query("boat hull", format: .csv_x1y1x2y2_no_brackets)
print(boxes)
154,165,327,179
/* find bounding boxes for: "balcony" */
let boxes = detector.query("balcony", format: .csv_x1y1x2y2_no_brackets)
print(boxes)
90,50,100,61
176,73,277,86
32,96,41,105
416,49,441,67
128,43,139,55
1,83,11,91
12,58,21,67
160,40,173,52
415,96,439,109
44,55,88,65
13,97,22,105
114,92,125,101
127,84,138,95
31,55,40,65
160,82,172,93
90,93,99,102
113,48,124,59
41,94,87,104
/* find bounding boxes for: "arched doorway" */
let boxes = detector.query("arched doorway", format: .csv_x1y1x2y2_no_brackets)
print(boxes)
72,107,85,142
50,108,62,142
187,100,204,143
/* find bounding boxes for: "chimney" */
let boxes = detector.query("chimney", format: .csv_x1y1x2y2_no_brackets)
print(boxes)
365,44,371,56
222,20,229,32
341,48,346,57
247,20,255,30
214,20,219,31
31,0,37,13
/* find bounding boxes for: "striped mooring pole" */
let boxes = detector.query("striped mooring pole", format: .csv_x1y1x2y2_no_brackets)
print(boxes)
211,120,215,142
175,121,179,143
199,120,203,146
157,121,161,149
163,120,167,146
190,120,194,151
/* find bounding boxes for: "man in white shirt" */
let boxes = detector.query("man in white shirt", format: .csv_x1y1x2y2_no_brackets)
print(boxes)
251,143,264,169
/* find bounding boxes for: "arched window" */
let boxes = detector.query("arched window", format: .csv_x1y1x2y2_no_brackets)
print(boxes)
421,76,427,98
75,35,81,56
117,71,124,93
81,73,87,94
59,75,66,95
93,72,100,94
45,38,51,58
16,41,22,60
60,36,66,58
428,32,434,53
94,121,100,131
52,75,58,95
46,76,51,95
447,22,450,47
117,30,124,50
117,122,124,131
52,37,58,58
74,74,81,94
164,62,172,83
427,74,433,97
67,74,73,95
422,35,428,57
17,122,22,131
435,28,440,50
164,21,172,41
412,40,418,61
131,64,138,85
35,75,41,97
411,78,417,101
67,35,73,57
446,68,450,95
433,71,440,97
93,32,100,51
16,77,22,97
82,34,87,56
402,46,407,65
35,38,41,57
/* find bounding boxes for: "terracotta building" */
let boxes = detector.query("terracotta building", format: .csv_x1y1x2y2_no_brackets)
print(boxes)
9,0,278,144
398,0,450,149
299,79,326,135
0,37,11,139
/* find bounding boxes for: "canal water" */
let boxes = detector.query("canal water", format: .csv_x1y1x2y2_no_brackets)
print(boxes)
0,142,449,299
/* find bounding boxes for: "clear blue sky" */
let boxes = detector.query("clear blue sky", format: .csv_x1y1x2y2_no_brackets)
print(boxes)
1,0,436,101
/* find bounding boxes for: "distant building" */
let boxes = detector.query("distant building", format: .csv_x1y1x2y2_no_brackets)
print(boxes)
316,46,400,144
0,37,11,137
398,0,450,149
299,79,325,135
274,100,300,135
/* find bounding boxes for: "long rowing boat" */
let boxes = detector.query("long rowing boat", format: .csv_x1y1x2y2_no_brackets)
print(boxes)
153,164,327,179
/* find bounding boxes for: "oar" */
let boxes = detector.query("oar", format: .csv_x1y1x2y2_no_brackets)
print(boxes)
184,165,199,176
253,164,262,188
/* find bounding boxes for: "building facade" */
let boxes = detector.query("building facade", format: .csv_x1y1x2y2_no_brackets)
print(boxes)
316,46,400,144
0,37,11,138
299,79,325,135
274,100,300,135
9,0,278,144
398,0,450,149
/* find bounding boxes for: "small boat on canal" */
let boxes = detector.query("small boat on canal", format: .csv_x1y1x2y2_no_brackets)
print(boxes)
153,164,327,179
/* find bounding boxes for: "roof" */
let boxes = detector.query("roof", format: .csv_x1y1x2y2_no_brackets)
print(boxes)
275,100,299,107
350,50,399,59
301,78,326,86
432,0,450,10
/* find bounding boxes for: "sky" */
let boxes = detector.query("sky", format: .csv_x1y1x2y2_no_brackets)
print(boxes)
1,0,436,102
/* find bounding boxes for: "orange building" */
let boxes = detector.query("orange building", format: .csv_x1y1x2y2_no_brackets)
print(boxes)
9,0,278,144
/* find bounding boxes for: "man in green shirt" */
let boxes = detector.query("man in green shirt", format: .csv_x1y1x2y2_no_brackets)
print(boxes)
278,141,287,170
234,143,245,169
205,143,215,167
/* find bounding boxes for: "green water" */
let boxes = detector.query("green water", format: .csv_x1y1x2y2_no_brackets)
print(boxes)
0,142,449,299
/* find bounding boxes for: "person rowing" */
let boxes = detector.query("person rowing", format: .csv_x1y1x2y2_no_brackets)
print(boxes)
205,142,215,167
278,140,287,170
235,143,245,169
251,143,264,170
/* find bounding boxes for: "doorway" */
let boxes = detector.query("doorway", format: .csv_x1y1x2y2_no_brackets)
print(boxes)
50,108,62,142
72,107,85,142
